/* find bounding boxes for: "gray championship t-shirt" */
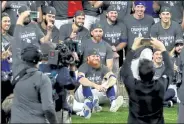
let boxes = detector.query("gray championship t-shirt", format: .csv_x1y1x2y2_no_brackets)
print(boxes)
59,24,90,53
123,14,155,49
78,63,109,85
100,20,127,46
158,1,184,24
150,21,183,51
81,38,113,65
101,1,132,22
11,23,44,76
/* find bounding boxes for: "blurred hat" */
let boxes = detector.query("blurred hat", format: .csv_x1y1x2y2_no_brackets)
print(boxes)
160,6,171,14
175,38,184,45
87,49,100,56
18,5,31,14
42,6,56,15
134,1,146,7
106,5,118,13
90,23,103,32
74,10,85,17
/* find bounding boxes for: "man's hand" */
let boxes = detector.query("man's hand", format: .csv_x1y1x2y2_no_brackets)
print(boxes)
47,22,54,32
94,84,107,92
150,37,166,52
174,63,179,72
20,11,30,19
70,32,77,39
72,52,79,61
113,52,119,58
111,46,117,52
131,37,144,50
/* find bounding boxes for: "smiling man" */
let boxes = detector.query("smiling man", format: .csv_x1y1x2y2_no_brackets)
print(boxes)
150,6,183,52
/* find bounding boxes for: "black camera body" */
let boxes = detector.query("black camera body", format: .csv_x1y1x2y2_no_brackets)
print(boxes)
173,70,182,88
47,44,75,67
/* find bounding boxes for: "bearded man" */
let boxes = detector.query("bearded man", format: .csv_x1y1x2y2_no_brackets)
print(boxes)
74,49,123,119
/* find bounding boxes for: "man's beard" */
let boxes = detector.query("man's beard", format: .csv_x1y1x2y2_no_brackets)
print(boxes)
75,21,83,31
88,59,101,68
44,19,54,26
23,17,31,25
107,16,117,23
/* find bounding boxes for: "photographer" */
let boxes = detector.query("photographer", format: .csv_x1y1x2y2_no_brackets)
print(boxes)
120,37,174,123
11,5,54,77
40,43,78,123
10,44,58,123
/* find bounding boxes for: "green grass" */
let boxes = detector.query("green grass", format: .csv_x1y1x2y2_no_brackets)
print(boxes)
72,105,178,123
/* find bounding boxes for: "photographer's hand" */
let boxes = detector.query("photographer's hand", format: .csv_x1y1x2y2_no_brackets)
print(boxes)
150,37,166,52
131,37,144,50
70,31,77,39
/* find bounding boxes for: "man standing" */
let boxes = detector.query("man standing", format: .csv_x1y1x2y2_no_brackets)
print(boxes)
123,1,155,51
11,5,53,77
38,6,59,57
99,5,127,74
120,37,173,123
150,7,183,52
81,23,113,70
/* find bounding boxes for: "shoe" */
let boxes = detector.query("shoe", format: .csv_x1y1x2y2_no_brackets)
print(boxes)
83,99,93,119
168,100,173,108
92,98,102,113
67,95,74,109
110,96,124,112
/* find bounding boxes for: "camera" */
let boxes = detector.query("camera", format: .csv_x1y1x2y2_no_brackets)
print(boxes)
48,43,75,67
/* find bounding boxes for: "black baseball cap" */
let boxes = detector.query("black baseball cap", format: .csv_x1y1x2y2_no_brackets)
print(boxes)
18,5,31,14
74,10,85,17
106,5,118,13
90,23,103,32
87,49,100,56
42,6,56,15
175,38,184,45
160,6,171,14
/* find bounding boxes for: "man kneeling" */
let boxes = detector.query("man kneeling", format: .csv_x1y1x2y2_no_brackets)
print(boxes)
75,49,123,119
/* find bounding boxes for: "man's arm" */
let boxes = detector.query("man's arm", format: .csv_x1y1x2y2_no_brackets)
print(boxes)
89,1,104,8
2,1,7,11
40,75,58,123
106,59,113,71
153,1,161,13
162,51,174,77
106,43,114,70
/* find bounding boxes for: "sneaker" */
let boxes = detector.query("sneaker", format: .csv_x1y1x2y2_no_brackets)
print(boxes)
168,100,173,108
92,98,102,113
83,99,93,119
110,96,124,112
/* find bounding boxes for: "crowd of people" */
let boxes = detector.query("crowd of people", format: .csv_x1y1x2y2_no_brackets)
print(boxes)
1,1,184,123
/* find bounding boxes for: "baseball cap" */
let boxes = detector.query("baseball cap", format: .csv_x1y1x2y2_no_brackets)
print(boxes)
74,10,85,17
87,49,100,57
42,6,56,15
134,1,146,7
175,38,184,45
18,5,31,14
106,5,118,13
90,23,103,32
160,6,171,14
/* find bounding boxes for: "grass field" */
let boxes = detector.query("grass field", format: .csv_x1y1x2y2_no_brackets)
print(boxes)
72,105,178,123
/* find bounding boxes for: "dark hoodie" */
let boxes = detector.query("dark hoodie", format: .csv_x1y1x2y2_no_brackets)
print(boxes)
120,49,173,124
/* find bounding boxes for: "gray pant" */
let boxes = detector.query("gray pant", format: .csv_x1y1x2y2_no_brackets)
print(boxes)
178,103,184,123
56,109,71,123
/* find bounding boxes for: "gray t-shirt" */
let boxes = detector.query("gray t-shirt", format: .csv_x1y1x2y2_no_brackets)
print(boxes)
100,20,127,46
82,1,102,16
11,68,57,123
150,21,183,51
50,1,69,20
11,23,44,76
81,38,113,65
38,24,59,55
2,33,13,52
123,14,155,49
158,1,184,24
78,63,109,85
59,24,90,53
101,1,132,22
